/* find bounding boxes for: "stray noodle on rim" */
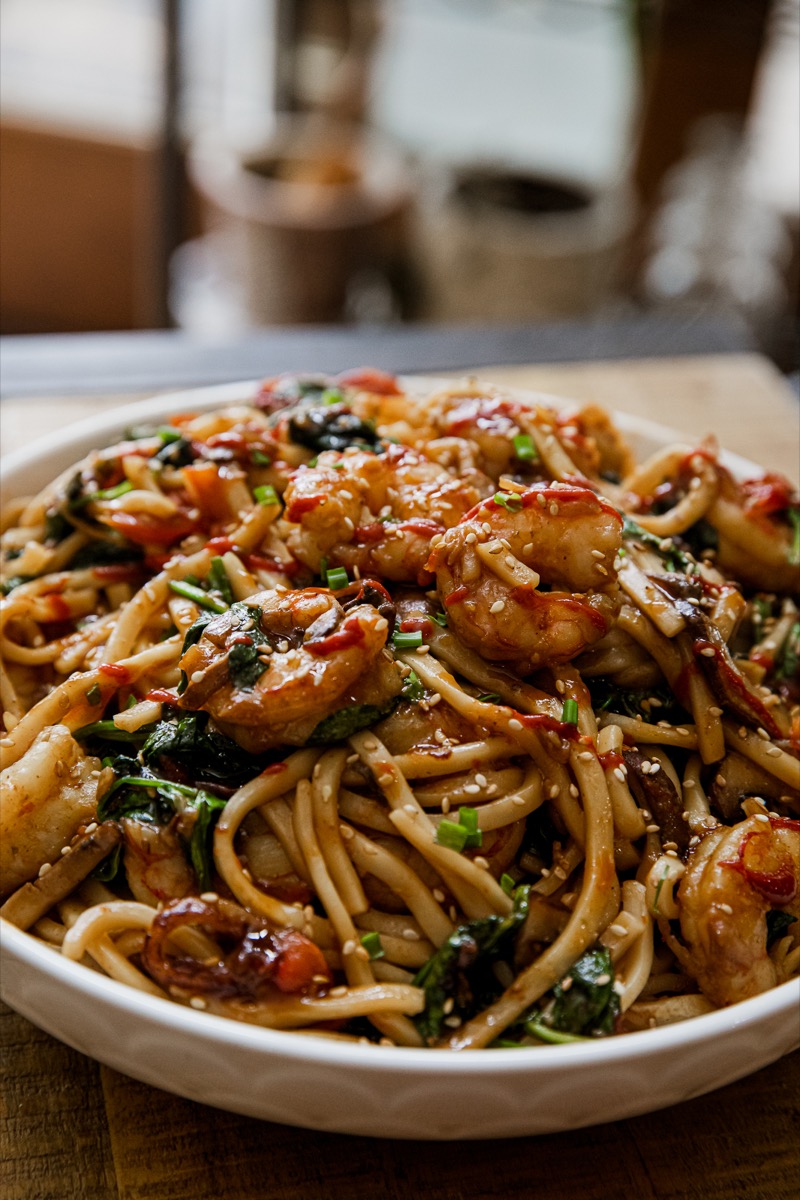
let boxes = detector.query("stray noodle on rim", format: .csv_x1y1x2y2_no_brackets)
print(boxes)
1,369,798,1048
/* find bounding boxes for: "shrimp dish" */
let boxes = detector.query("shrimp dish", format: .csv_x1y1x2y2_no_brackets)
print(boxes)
1,368,798,1049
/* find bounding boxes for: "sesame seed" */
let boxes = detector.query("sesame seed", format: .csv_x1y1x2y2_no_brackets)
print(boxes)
475,773,488,787
84,822,98,835
504,556,517,569
549,784,560,799
609,924,627,936
429,694,442,707
578,751,594,762
595,974,611,986
595,564,609,576
473,857,490,870
665,849,678,858
463,784,480,795
0,737,14,748
718,903,734,916
591,549,605,559
717,776,727,787
38,862,52,877
645,824,660,834
766,746,782,757
555,680,566,694
403,803,417,814
346,753,359,764
60,846,71,856
756,727,770,741
482,523,492,535
465,532,477,545
523,542,534,556
560,977,573,991
329,986,348,998
708,707,723,717
415,644,430,655
490,599,505,613
754,813,770,824
675,727,690,737
569,784,579,798
340,824,354,840
700,647,716,657
189,997,207,1010
536,493,546,507
433,888,446,903
190,670,205,683
444,1015,462,1028
613,767,626,782
512,795,526,806
508,718,523,731
441,797,451,814
342,940,357,956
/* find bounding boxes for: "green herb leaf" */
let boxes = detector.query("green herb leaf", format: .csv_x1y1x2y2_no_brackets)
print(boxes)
766,909,797,947
208,556,233,605
309,703,391,744
250,449,272,466
227,641,268,690
413,887,531,1043
477,693,501,704
430,611,448,627
85,684,103,707
621,513,693,574
401,668,425,703
189,792,227,891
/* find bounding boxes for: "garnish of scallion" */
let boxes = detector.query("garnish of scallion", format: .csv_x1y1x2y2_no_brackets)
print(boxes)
561,698,579,725
392,629,423,650
326,566,349,590
512,433,537,462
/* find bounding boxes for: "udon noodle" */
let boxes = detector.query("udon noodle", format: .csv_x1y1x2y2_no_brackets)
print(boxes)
1,369,798,1048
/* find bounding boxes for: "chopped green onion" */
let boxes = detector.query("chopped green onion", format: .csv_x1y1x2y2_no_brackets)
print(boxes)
77,479,134,507
253,484,279,507
85,684,102,706
326,566,349,590
168,580,228,613
500,873,516,896
430,611,448,627
208,556,233,604
457,806,482,848
513,433,538,462
477,693,501,704
494,491,523,511
156,426,183,444
321,388,344,406
561,698,579,725
435,820,469,852
392,630,423,650
125,694,137,709
524,1017,590,1045
250,449,272,466
360,931,385,960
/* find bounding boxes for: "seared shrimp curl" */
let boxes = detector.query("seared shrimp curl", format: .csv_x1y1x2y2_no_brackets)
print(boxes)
281,444,490,584
676,815,800,1007
178,587,402,752
427,483,623,672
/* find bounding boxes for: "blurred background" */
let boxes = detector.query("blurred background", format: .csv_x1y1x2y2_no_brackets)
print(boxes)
1,0,798,367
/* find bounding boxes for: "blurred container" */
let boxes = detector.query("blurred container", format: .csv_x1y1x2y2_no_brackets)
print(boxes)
188,118,412,324
415,164,635,322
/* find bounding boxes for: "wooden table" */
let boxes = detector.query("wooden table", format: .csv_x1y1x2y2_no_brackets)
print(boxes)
2,352,799,1200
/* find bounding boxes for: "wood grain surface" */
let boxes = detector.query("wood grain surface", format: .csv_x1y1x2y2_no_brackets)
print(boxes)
1,354,799,1200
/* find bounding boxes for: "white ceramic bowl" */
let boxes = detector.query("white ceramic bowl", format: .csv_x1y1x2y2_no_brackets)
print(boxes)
2,379,798,1139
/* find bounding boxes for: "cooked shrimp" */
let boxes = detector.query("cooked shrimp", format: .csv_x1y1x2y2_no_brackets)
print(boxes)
178,587,401,751
121,818,196,906
282,444,490,583
707,470,800,594
676,814,800,1007
427,482,623,671
0,725,111,895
